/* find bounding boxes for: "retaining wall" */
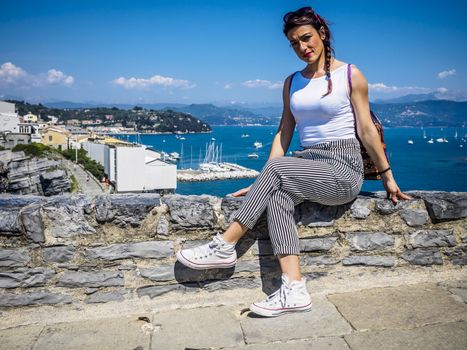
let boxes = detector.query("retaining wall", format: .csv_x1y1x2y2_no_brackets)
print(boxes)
0,191,465,308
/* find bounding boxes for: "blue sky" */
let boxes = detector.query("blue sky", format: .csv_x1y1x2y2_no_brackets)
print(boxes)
1,0,466,105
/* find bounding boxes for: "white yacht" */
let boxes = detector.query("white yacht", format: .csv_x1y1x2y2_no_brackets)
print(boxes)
427,138,434,144
241,133,250,138
253,141,263,148
248,153,259,159
408,140,414,145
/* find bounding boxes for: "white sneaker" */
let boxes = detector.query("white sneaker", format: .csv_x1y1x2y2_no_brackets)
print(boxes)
249,274,312,317
176,233,237,270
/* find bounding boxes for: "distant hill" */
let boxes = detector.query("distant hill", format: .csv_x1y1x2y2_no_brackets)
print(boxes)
166,104,276,125
5,100,212,133
6,97,467,128
373,93,439,104
371,100,467,127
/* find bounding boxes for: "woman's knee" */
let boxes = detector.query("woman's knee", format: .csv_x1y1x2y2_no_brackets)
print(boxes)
263,157,287,176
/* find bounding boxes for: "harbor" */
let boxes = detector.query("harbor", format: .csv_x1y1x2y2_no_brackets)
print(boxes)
178,162,259,182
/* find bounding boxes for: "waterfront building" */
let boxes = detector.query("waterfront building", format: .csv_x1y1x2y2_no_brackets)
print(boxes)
0,100,20,133
83,139,176,193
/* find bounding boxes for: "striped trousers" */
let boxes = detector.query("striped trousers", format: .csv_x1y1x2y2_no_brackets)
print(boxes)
231,138,364,256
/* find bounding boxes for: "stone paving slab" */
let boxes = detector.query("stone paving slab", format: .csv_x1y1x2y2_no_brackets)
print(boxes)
240,296,352,345
0,324,44,350
32,315,151,350
344,321,467,350
223,336,350,349
439,280,467,303
327,283,467,331
151,306,244,350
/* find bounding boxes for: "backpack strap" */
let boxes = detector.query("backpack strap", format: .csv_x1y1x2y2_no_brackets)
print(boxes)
347,64,353,97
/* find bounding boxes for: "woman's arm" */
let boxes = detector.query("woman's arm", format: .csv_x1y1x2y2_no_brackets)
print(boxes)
350,65,411,203
268,74,296,159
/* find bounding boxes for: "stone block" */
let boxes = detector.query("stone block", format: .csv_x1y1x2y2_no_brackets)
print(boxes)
0,290,72,307
444,247,467,265
344,321,467,350
163,194,217,229
419,192,467,222
342,255,395,267
0,248,30,267
328,283,467,331
57,271,124,288
299,236,338,252
43,245,76,263
95,194,111,223
295,201,349,227
33,316,151,350
301,255,340,266
241,296,352,343
0,268,55,288
139,265,175,282
136,283,186,298
0,325,44,350
85,241,173,261
0,194,44,207
407,229,456,248
0,208,21,234
375,199,411,215
42,198,96,238
85,290,127,304
235,259,261,273
202,277,262,291
172,262,235,283
399,208,429,226
347,232,394,251
221,196,243,224
106,194,161,227
20,203,45,243
151,307,244,349
155,215,169,236
223,337,351,350
401,248,443,265
350,197,372,219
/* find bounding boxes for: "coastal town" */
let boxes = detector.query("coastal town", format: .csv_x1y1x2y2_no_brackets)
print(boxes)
0,100,259,195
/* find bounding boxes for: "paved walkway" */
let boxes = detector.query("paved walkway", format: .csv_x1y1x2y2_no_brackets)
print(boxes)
0,278,466,349
61,159,105,195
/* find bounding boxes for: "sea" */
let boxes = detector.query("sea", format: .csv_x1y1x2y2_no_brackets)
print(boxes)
119,126,466,197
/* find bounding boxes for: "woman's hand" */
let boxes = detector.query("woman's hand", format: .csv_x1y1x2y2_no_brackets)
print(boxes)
231,185,252,197
382,177,412,204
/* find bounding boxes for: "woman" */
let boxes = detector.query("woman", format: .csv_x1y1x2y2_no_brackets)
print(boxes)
176,6,411,317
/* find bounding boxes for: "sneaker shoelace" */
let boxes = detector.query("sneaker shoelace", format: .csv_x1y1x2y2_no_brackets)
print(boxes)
266,283,291,308
192,234,226,259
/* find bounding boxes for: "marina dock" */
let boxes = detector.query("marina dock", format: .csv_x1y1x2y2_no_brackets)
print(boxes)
177,162,259,182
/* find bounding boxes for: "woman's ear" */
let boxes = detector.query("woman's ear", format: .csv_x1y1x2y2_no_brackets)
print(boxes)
319,26,326,40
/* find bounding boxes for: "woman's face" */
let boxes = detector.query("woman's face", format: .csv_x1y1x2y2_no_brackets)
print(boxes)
286,25,326,64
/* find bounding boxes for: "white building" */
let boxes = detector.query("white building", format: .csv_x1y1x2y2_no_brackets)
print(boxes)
82,141,176,193
0,101,20,133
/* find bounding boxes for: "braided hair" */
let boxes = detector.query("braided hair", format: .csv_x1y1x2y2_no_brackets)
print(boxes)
283,7,334,97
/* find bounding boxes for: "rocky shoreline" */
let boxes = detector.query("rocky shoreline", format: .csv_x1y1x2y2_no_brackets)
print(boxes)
0,150,71,196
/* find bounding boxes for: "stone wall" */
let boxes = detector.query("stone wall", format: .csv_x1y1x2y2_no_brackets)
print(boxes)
0,191,465,308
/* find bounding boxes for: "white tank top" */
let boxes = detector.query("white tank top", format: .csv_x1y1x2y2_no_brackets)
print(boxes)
289,64,357,147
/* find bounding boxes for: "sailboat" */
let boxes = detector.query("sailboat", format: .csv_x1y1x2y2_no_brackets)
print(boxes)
199,141,225,172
